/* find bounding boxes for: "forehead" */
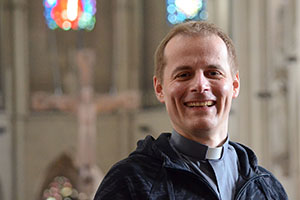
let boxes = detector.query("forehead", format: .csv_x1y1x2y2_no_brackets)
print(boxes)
164,34,229,66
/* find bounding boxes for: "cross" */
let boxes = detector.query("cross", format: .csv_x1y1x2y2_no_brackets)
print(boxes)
32,48,139,199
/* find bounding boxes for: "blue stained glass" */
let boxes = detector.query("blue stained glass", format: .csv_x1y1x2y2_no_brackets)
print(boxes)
199,10,208,20
167,4,176,14
84,4,93,13
49,21,58,30
168,14,177,24
166,0,207,25
199,1,203,9
177,12,186,22
44,0,56,7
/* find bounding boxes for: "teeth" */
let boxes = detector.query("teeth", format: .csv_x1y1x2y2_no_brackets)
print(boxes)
186,101,214,107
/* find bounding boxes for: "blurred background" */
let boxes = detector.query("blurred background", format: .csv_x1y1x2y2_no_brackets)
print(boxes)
0,0,300,199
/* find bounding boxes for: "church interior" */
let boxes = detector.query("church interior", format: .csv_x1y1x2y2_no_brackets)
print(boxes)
0,0,300,199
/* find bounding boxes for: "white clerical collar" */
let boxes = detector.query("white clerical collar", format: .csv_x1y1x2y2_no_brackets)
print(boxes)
170,130,227,160
206,146,223,160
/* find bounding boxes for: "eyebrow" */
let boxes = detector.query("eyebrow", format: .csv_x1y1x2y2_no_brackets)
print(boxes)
206,64,226,73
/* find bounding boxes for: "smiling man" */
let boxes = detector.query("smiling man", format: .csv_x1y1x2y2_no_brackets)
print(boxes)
94,21,288,200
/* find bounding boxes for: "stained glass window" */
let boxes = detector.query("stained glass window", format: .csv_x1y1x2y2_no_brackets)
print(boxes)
44,0,96,31
166,0,207,24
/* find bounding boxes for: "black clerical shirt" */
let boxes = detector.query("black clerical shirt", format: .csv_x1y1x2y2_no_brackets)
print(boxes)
170,130,240,200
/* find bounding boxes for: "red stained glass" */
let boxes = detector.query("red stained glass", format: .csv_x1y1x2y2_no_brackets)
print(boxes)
51,0,83,30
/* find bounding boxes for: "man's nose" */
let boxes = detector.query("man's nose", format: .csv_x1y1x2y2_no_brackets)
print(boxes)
191,72,210,93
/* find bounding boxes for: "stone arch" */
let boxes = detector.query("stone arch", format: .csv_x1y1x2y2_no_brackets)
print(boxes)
37,152,79,200
37,151,103,200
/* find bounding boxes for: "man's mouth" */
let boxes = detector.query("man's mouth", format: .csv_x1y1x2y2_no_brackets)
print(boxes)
185,100,216,107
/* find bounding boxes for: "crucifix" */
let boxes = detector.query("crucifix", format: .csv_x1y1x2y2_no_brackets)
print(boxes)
32,48,139,199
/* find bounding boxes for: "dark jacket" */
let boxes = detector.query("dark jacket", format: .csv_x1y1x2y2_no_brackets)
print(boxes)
94,133,288,200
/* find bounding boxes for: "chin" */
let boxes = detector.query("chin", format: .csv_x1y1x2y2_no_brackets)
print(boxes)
191,120,215,129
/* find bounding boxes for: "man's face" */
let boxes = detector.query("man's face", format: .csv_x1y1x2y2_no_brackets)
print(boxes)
154,34,239,141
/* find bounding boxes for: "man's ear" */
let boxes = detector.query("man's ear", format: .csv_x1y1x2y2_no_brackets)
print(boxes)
153,76,165,103
232,71,240,99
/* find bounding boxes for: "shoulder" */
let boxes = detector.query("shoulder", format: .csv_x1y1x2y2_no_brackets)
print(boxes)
229,141,259,173
229,141,288,199
94,133,173,200
108,152,163,181
257,167,285,190
94,153,164,199
257,166,288,199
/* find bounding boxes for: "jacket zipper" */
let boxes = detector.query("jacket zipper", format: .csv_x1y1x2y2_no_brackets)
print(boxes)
194,170,220,198
234,173,270,200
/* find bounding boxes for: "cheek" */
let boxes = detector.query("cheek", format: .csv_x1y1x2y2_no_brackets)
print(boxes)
218,80,233,96
167,82,187,100
222,83,232,94
213,81,234,108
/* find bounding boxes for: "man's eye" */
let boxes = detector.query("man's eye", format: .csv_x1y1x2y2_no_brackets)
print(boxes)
175,72,191,79
206,71,222,77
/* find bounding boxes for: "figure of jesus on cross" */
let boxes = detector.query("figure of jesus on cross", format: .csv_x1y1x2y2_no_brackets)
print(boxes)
32,48,140,199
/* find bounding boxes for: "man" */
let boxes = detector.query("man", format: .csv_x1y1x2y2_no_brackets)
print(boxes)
94,21,288,200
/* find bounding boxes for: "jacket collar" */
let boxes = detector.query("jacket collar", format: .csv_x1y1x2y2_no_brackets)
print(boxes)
133,133,261,179
229,141,259,178
170,130,227,160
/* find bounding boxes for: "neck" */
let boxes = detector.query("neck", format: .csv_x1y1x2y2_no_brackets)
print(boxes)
174,126,228,148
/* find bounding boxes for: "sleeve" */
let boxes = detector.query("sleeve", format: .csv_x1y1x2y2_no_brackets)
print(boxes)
258,166,289,200
93,158,153,200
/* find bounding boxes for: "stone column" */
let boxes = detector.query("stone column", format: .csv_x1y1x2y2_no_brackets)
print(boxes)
232,0,273,167
11,0,29,199
111,0,142,156
293,0,300,198
207,0,230,33
232,0,298,198
0,0,14,200
231,0,252,146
